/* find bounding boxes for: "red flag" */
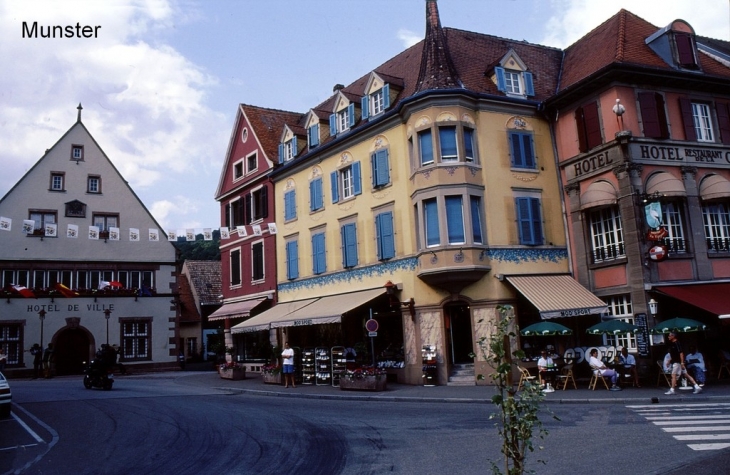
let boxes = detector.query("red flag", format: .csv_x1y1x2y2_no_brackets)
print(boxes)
54,283,78,298
109,281,123,288
10,284,35,298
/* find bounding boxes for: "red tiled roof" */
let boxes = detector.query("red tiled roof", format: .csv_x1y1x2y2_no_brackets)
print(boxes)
183,260,222,306
240,105,304,162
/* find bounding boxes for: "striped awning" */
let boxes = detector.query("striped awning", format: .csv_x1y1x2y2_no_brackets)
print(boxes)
506,275,608,320
231,299,318,333
208,297,267,322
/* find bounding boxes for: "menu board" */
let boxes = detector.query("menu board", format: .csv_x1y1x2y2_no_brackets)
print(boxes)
634,312,650,357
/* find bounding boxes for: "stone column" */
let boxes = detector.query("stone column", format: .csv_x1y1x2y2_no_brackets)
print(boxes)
681,166,712,280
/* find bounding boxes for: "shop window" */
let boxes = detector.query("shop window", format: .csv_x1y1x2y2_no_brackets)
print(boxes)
588,206,626,263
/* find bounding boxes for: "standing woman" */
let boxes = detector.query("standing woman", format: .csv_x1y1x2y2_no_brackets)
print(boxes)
281,342,295,388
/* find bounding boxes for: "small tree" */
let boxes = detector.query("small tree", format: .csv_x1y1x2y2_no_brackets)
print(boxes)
474,305,555,475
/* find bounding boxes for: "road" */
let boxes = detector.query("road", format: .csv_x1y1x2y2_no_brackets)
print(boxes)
2,373,730,474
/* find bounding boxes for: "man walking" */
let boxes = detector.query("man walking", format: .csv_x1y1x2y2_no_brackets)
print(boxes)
665,331,702,395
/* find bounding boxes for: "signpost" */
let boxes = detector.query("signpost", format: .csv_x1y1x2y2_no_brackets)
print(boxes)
367,310,378,366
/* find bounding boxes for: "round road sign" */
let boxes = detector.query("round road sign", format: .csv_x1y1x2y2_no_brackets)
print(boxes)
365,319,379,332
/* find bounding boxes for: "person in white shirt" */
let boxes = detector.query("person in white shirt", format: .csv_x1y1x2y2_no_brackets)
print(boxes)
619,347,640,387
685,345,706,386
281,342,296,388
588,348,621,390
537,350,556,391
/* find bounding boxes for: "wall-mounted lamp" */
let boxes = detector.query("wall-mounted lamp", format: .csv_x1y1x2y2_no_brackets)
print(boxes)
648,298,658,319
104,308,112,345
384,281,416,321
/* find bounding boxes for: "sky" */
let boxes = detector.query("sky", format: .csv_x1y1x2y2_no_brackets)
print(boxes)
0,0,728,232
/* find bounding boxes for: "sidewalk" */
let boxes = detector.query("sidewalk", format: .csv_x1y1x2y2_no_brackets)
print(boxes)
138,370,730,405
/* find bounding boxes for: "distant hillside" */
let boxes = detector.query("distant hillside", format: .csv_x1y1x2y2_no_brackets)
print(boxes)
173,230,220,262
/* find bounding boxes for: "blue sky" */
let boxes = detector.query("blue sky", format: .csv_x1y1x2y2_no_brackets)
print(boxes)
0,0,727,231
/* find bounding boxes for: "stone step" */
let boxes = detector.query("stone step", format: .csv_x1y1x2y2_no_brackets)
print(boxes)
447,380,476,386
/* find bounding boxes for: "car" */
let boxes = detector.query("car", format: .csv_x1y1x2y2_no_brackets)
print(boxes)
0,372,11,418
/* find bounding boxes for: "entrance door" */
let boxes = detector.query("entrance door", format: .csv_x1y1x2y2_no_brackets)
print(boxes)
446,303,473,364
54,328,91,375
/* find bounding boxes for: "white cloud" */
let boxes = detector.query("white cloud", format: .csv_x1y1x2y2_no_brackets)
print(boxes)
397,28,421,48
542,0,729,48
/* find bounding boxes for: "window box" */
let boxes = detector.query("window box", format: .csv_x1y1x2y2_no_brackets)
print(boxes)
219,366,246,380
262,372,282,385
339,374,387,392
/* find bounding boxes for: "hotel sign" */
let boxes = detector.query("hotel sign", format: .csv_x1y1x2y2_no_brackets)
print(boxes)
630,143,730,167
565,147,620,180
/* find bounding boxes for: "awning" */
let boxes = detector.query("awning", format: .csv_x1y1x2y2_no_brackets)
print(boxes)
656,284,730,319
231,298,318,333
700,174,730,201
271,287,387,328
645,171,686,197
505,275,608,319
580,180,617,210
208,298,267,321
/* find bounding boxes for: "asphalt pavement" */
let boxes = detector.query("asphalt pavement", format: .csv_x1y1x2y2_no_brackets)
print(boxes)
128,369,730,405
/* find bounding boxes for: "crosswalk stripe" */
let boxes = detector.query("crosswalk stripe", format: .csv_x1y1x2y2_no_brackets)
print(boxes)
646,415,730,420
663,426,730,432
652,420,730,425
687,443,730,451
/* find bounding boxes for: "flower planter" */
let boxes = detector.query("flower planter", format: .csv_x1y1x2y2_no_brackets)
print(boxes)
262,372,282,385
219,367,246,380
339,375,387,391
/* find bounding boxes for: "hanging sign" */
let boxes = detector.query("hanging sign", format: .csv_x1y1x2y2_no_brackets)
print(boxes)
646,226,668,242
648,245,668,261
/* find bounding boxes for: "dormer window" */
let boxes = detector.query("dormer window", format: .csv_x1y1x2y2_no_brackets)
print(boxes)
278,137,298,163
495,67,534,97
308,123,320,148
362,84,391,120
329,103,356,136
675,32,698,69
504,71,522,95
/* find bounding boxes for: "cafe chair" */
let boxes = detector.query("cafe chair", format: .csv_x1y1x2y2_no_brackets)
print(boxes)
517,365,537,391
656,360,672,387
588,364,611,390
557,363,577,390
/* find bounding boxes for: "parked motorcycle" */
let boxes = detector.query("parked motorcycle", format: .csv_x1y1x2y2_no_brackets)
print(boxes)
83,358,114,390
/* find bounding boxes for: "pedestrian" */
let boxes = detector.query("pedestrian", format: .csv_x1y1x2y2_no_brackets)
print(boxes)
588,348,621,390
665,331,702,395
178,350,186,370
281,342,295,388
42,342,55,378
0,347,6,372
685,345,706,386
30,343,42,379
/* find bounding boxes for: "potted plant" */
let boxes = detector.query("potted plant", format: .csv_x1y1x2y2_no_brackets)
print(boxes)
218,361,245,380
340,365,387,391
261,363,282,384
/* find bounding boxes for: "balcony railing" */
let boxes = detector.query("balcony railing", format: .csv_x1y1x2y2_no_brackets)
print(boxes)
592,243,626,264
707,237,730,252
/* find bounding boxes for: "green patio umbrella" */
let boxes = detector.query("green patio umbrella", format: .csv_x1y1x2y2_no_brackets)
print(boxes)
586,320,640,336
650,317,707,334
520,321,573,336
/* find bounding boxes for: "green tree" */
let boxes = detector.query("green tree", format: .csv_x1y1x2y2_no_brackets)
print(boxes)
173,230,221,262
474,305,555,475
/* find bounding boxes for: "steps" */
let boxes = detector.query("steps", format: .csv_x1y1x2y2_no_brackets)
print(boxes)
447,363,476,386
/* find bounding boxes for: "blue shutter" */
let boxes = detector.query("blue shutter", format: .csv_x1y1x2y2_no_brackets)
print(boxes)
524,72,535,96
383,84,390,109
329,114,337,135
342,223,358,268
348,103,355,128
286,241,299,280
352,161,362,195
470,196,483,244
291,136,297,158
424,199,440,246
419,129,433,165
330,171,339,203
284,190,296,220
310,178,323,211
361,96,369,120
509,132,522,167
516,197,542,245
309,124,319,147
445,196,465,244
373,149,389,187
522,134,535,168
370,152,377,188
376,211,395,260
495,67,506,92
278,143,285,164
312,233,326,274
529,198,543,245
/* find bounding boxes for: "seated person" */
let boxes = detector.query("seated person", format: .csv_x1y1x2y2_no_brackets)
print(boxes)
663,352,672,373
618,347,640,387
588,348,621,391
685,345,706,386
537,350,557,389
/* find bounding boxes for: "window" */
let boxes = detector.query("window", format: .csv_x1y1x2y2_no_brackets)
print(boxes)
284,190,297,221
251,241,264,281
509,132,536,169
308,124,320,148
371,150,390,188
445,196,465,244
230,249,241,286
228,199,245,227
504,71,521,94
329,103,355,135
50,173,65,191
675,32,697,68
662,201,687,253
375,211,395,260
278,138,297,163
2,270,29,288
638,92,669,139
470,196,483,244
515,197,543,245
439,126,458,162
248,187,268,222
309,178,323,212
87,175,101,193
246,153,258,173
703,202,730,252
93,213,118,232
679,98,714,142
602,295,636,350
418,129,434,165
575,102,602,153
340,222,358,268
464,128,475,162
362,85,390,119
495,67,534,97
121,318,151,361
312,232,326,274
29,211,56,234
71,145,84,161
233,161,244,180
0,323,21,366
424,198,440,247
717,102,730,145
589,206,625,263
285,240,299,280
331,162,362,203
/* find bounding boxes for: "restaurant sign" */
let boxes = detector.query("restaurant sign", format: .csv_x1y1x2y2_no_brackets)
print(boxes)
630,142,730,167
541,306,606,319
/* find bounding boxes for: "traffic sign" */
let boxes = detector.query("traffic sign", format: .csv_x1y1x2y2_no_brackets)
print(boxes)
365,319,379,332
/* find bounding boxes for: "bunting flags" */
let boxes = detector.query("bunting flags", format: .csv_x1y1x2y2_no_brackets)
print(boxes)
167,230,177,241
252,225,262,236
267,223,277,234
54,282,78,298
88,225,99,240
0,216,10,231
129,228,140,242
109,227,120,241
149,229,159,242
236,225,247,237
22,220,35,234
45,223,58,237
185,229,195,241
220,227,230,239
9,284,35,298
67,224,78,238
203,228,212,241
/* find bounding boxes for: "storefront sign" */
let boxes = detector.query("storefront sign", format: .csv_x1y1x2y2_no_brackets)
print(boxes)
631,143,730,166
26,303,115,313
648,245,668,261
558,308,591,317
293,319,313,326
566,149,617,180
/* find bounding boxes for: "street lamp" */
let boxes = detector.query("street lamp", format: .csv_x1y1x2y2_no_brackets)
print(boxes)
648,298,658,319
103,309,112,345
38,309,46,350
